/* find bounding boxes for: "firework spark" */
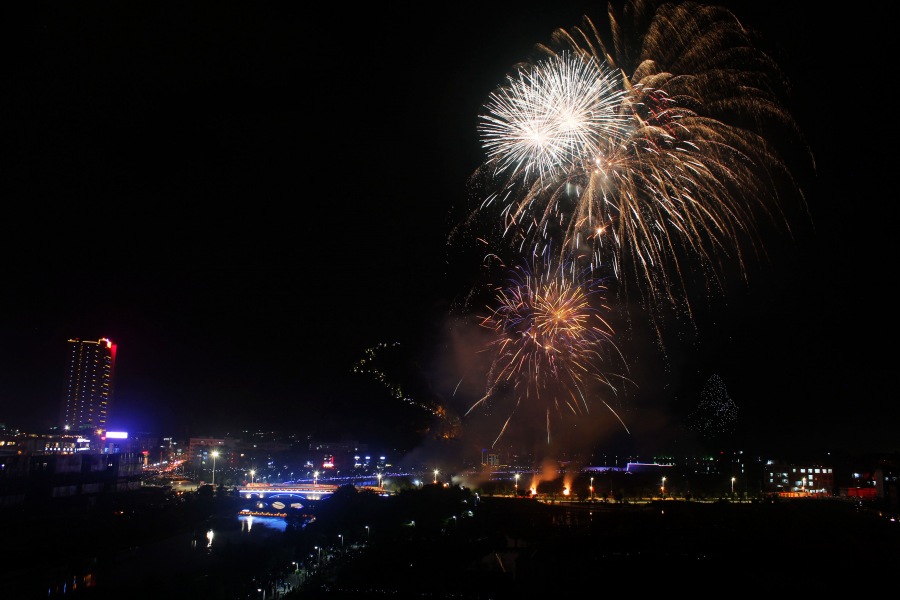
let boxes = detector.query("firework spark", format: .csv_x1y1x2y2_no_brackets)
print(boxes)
480,52,632,182
469,257,626,445
477,1,808,307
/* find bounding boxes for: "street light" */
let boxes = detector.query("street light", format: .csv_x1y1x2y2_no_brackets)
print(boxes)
514,474,520,496
434,469,439,484
314,471,319,487
661,477,666,498
211,451,219,487
731,477,736,496
377,473,383,489
365,525,370,544
250,470,255,484
338,534,343,554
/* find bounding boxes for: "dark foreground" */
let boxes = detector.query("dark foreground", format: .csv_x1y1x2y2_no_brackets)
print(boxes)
5,487,898,598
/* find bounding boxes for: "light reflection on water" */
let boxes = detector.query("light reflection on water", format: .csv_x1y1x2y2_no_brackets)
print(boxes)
237,515,287,534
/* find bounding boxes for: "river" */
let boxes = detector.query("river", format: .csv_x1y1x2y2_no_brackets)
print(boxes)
44,514,294,597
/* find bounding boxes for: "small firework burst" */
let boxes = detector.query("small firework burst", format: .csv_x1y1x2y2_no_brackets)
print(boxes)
469,257,628,445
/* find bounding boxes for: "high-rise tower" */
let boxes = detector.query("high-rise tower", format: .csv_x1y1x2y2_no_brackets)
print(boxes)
60,338,117,431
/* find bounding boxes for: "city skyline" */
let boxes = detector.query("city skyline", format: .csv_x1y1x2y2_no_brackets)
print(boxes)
2,2,895,455
2,3,898,597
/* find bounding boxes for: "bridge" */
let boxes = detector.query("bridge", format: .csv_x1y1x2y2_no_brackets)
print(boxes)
237,483,384,500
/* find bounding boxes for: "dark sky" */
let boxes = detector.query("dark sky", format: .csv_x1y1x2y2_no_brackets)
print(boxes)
4,2,894,453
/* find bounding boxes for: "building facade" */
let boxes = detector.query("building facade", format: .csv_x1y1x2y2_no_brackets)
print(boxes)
765,462,834,494
60,338,117,432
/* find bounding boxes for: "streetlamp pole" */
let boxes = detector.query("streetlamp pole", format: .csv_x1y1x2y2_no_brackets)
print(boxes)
434,469,439,484
211,451,219,487
365,526,369,546
338,534,343,556
314,471,319,487
731,477,736,497
590,477,594,501
661,477,666,499
514,474,519,496
250,470,255,484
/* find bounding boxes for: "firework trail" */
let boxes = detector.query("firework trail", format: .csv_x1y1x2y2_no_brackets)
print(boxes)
468,256,628,445
352,343,463,439
476,0,808,308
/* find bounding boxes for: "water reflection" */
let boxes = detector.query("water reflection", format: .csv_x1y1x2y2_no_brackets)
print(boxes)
239,515,287,532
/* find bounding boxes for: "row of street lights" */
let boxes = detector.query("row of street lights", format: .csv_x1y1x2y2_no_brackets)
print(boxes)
503,471,741,500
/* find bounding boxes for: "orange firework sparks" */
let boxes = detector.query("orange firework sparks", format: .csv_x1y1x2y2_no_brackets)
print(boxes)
475,2,808,311
467,257,628,446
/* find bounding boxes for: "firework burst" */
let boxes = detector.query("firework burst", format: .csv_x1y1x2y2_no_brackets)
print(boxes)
469,257,628,445
480,52,632,182
476,0,808,307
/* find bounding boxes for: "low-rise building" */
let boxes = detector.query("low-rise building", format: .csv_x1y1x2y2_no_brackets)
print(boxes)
764,461,834,494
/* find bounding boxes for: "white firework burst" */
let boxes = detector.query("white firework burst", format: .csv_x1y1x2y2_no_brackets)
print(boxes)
479,52,631,182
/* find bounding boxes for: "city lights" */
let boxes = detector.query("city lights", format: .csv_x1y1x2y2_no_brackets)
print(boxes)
5,4,887,594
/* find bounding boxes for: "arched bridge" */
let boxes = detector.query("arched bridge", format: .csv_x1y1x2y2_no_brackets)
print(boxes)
237,483,386,500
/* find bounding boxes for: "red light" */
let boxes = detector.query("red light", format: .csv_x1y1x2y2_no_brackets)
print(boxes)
101,436,106,440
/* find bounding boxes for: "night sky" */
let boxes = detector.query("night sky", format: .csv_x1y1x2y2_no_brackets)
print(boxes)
4,2,894,454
